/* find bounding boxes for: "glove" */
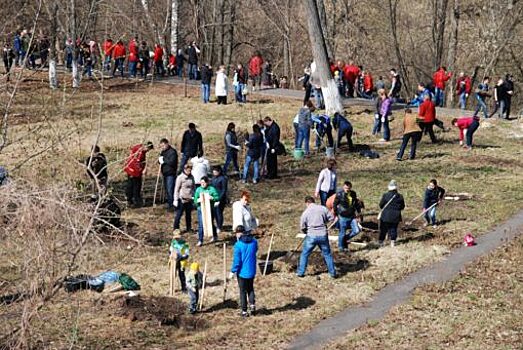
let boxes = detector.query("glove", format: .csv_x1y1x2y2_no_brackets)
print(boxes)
271,149,275,154
265,142,270,149
459,140,463,146
214,202,220,208
173,200,178,208
228,272,235,280
234,145,241,151
158,156,164,165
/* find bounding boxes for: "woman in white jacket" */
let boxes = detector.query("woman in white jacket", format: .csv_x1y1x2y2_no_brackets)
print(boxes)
232,190,258,235
215,65,228,105
314,159,337,206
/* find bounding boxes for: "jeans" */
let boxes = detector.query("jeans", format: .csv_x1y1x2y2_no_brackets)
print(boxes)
379,221,398,242
235,83,246,103
173,200,193,230
188,288,199,312
424,206,437,225
419,122,437,143
223,150,239,174
188,64,198,79
338,217,361,249
435,87,444,107
372,114,381,135
319,190,335,206
163,175,176,208
201,83,210,103
293,123,299,148
237,277,255,312
338,124,354,149
474,97,488,118
126,176,142,205
197,207,216,243
397,132,421,160
459,92,467,110
465,119,480,147
83,63,92,77
382,116,390,141
129,61,137,77
296,126,310,155
178,153,191,174
314,88,324,109
112,58,125,77
104,55,111,71
315,125,333,148
489,100,507,119
243,155,260,182
214,201,225,230
155,61,165,76
297,235,336,277
177,65,183,77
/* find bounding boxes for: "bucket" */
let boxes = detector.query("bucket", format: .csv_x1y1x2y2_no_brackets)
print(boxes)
258,261,273,275
293,148,305,160
325,147,335,157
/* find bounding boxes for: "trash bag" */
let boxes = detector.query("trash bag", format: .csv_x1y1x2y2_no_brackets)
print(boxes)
87,278,105,293
118,273,140,291
359,150,380,159
63,274,92,293
96,271,121,284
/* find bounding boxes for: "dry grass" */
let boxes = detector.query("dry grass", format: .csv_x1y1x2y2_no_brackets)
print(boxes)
1,73,523,348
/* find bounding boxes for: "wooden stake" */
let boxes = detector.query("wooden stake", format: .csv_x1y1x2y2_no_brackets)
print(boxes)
223,243,227,301
152,166,162,208
168,257,174,296
263,232,275,276
198,259,208,311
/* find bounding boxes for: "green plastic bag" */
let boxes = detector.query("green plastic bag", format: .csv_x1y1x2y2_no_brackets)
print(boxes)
118,273,141,291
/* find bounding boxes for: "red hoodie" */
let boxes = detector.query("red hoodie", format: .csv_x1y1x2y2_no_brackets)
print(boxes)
153,46,163,62
124,144,147,178
455,117,478,140
103,40,114,56
128,40,139,62
113,43,126,59
433,68,452,89
248,55,263,76
419,99,436,123
343,64,360,84
363,73,373,92
456,76,472,94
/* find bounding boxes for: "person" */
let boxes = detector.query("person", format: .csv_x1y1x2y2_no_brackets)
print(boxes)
13,32,22,67
263,117,281,179
211,166,228,234
215,65,228,105
138,41,150,78
200,64,213,103
332,112,355,150
389,69,402,101
296,101,315,155
409,83,433,107
375,75,385,90
186,41,200,80
175,48,185,77
504,74,514,118
248,51,263,90
301,66,312,104
186,262,203,314
360,70,374,99
256,119,268,176
229,225,258,317
297,196,337,278
85,145,108,193
418,93,437,143
396,108,422,161
2,43,15,80
310,61,324,109
191,156,210,185
473,76,491,118
489,77,508,119
153,43,165,77
159,138,178,211
261,59,272,88
102,38,114,72
378,180,405,247
456,72,472,110
128,37,139,78
169,230,189,293
423,179,445,228
315,159,337,206
167,53,176,76
432,66,452,107
343,61,360,97
232,190,258,234
111,40,126,77
372,91,383,135
451,116,480,150
242,124,264,184
179,123,204,172
123,141,154,207
193,176,220,246
223,122,241,176
233,63,247,103
379,89,393,142
333,181,362,252
81,43,93,78
173,164,195,232
311,114,334,150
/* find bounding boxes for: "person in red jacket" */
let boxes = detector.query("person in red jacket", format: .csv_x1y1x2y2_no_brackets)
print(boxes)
432,66,452,107
343,61,360,97
124,141,154,207
451,116,480,150
111,40,126,77
361,70,374,99
102,38,114,72
418,94,437,143
248,51,263,90
456,72,472,110
128,37,139,78
153,44,165,76
167,53,176,76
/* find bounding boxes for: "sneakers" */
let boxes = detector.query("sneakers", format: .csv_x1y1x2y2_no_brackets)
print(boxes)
423,222,429,227
197,241,203,247
396,158,402,161
390,240,396,247
216,228,221,234
240,179,247,184
241,311,249,318
210,237,216,243
253,180,258,184
249,304,256,316
432,224,437,229
189,308,196,315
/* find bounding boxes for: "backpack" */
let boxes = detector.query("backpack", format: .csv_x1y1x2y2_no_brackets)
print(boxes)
119,273,141,291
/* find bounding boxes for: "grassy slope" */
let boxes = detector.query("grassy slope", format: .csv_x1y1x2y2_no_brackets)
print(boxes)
1,76,522,348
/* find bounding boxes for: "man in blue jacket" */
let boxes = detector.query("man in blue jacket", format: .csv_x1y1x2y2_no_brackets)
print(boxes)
332,112,354,151
229,225,258,317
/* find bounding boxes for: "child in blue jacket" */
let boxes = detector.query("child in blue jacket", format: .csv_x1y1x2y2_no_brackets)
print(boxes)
423,179,445,227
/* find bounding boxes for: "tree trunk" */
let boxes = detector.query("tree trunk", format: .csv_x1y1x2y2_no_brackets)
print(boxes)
141,0,163,44
388,0,411,98
49,3,59,89
445,0,460,107
217,0,225,65
170,0,178,53
70,0,80,88
316,0,333,58
224,0,235,71
432,0,449,70
304,0,343,115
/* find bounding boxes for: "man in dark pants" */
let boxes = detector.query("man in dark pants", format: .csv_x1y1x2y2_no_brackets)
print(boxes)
159,138,178,211
418,94,437,143
85,145,108,194
173,164,195,232
186,41,200,80
378,180,405,247
179,122,204,173
124,141,154,208
263,116,281,179
504,74,514,119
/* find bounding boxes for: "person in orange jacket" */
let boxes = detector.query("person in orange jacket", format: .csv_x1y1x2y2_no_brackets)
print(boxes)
102,38,114,72
153,44,165,76
128,37,139,78
432,66,452,107
124,141,154,207
418,94,437,143
248,51,263,90
111,40,126,77
451,116,480,150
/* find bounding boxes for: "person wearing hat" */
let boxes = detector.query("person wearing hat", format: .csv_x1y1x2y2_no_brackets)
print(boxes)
179,123,204,173
378,180,405,247
186,262,203,314
173,163,195,232
229,225,258,317
123,141,154,208
169,230,190,293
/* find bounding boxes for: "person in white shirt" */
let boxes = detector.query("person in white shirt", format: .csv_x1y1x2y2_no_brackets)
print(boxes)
314,159,337,206
190,156,209,185
215,65,228,105
232,190,258,234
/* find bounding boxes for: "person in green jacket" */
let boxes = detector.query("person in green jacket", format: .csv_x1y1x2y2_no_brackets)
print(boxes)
169,230,190,292
193,176,220,246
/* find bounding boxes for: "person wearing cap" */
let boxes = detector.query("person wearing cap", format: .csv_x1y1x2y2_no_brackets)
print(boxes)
179,123,204,173
159,138,178,211
297,196,337,278
169,230,190,293
193,176,220,246
229,225,258,317
186,262,203,314
173,163,195,232
378,180,405,247
123,141,154,208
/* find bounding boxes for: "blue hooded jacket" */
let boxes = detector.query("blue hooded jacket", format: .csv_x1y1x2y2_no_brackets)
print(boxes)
231,233,258,279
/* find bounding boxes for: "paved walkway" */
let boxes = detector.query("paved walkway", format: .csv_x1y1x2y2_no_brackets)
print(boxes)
287,209,523,350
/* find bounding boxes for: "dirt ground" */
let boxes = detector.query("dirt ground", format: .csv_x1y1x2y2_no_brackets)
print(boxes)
1,72,523,349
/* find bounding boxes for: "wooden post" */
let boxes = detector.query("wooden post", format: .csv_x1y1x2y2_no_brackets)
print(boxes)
198,259,208,311
263,232,274,276
169,257,174,296
223,243,227,301
153,166,161,208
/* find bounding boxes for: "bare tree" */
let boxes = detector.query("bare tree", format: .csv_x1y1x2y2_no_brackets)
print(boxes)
446,0,460,106
431,0,450,70
48,2,59,89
